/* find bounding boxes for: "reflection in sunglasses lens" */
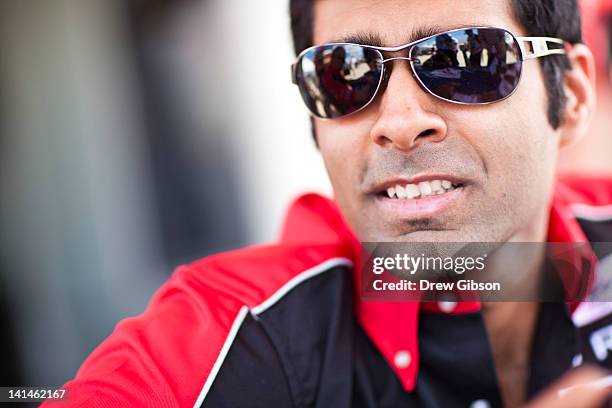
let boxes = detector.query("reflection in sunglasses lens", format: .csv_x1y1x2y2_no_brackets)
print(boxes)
410,28,523,104
296,44,383,118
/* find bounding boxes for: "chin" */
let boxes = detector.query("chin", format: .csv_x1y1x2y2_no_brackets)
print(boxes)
357,228,455,243
396,230,464,243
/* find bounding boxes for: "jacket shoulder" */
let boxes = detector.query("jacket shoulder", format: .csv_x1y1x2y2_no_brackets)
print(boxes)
557,174,612,240
42,243,352,408
558,174,612,208
186,242,353,310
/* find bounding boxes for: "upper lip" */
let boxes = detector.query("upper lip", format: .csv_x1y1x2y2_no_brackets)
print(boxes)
368,173,469,195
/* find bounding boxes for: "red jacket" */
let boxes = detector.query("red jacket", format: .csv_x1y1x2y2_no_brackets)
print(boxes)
42,175,612,407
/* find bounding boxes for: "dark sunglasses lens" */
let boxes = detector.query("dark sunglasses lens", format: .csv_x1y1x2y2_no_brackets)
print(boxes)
411,28,523,103
296,44,383,118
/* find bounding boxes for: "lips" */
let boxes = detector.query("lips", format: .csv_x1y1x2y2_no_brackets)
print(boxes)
371,174,468,220
386,179,459,200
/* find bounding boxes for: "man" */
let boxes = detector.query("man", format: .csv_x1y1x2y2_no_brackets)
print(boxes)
44,0,612,407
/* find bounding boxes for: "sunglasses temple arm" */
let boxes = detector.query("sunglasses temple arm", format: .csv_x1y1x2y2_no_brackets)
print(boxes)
516,37,567,60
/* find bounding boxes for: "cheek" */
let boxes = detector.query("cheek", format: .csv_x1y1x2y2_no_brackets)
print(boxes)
449,61,559,230
451,58,558,177
315,117,372,190
489,62,559,182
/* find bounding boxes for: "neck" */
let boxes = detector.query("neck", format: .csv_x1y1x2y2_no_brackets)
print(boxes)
481,206,551,407
482,301,540,408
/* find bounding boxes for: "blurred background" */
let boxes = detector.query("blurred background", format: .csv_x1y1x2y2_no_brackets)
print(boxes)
0,0,609,391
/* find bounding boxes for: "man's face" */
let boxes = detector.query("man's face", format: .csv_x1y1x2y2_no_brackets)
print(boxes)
312,0,562,242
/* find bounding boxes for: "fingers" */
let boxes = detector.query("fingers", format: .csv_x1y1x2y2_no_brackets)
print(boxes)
525,366,610,408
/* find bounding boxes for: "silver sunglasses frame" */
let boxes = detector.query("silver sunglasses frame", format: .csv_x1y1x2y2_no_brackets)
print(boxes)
291,26,567,119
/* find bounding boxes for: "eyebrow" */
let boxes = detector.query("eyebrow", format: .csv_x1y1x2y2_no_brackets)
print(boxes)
330,23,481,46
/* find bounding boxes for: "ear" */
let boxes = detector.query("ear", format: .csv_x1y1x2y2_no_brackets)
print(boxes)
558,43,597,148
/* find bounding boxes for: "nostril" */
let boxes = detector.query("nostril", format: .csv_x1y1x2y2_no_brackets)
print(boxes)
417,129,437,138
377,135,393,145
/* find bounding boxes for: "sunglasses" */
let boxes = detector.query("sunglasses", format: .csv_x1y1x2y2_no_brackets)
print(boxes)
291,27,566,119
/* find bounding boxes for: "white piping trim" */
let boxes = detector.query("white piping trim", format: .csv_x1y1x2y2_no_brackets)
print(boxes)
571,203,612,222
192,305,249,408
251,257,354,315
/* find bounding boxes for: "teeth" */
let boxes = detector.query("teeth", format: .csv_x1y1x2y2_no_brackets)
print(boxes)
395,185,407,199
430,179,446,195
405,184,420,199
385,179,459,199
418,181,433,197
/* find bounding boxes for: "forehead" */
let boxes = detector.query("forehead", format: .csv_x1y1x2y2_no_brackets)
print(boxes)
312,0,523,46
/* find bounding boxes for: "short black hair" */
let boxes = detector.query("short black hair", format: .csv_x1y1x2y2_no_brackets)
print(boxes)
289,0,583,129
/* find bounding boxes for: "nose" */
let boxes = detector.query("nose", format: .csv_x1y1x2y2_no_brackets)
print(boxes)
369,63,448,151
